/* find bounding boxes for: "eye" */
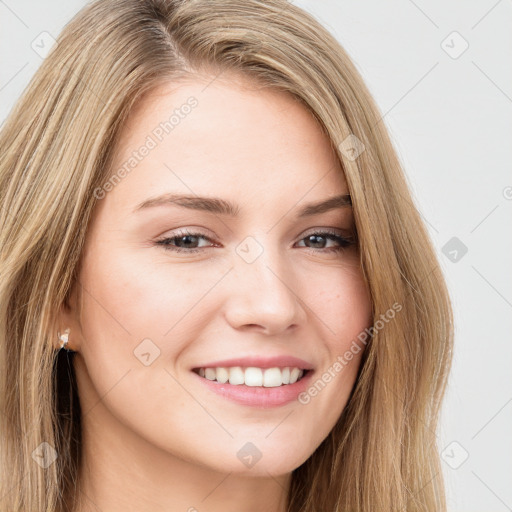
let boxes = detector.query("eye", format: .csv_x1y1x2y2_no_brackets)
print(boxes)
155,229,214,254
295,229,356,253
154,228,357,254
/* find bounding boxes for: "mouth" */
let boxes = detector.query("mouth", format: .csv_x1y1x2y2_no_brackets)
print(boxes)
192,366,311,387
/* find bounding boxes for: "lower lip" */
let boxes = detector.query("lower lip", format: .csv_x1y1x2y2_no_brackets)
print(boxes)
192,370,314,408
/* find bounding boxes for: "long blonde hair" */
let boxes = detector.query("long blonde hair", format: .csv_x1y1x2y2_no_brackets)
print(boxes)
0,0,454,510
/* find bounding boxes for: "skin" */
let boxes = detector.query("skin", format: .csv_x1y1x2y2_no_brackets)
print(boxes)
58,71,373,512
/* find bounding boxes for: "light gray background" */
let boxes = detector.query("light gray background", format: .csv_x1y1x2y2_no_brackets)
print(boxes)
1,1,511,510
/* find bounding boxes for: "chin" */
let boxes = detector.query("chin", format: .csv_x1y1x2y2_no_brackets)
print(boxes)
202,439,315,476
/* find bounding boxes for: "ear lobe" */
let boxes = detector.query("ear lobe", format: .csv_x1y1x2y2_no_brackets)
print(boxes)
54,282,82,351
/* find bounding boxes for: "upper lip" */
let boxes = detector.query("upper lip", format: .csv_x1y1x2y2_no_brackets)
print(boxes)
192,355,314,371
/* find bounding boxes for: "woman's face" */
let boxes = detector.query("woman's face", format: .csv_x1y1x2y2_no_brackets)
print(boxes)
64,73,372,477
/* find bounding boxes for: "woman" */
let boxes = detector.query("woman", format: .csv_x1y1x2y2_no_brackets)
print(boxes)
0,0,453,510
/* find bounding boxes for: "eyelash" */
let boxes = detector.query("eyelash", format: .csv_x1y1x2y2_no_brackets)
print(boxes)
154,228,356,255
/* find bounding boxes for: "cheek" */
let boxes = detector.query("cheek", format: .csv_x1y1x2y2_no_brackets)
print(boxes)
74,251,231,463
79,247,225,348
308,260,372,344
75,247,236,421
294,261,371,426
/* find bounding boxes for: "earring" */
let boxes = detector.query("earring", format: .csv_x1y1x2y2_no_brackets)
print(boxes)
57,328,72,351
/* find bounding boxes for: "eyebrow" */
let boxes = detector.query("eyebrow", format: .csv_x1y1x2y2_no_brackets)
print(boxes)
133,193,352,217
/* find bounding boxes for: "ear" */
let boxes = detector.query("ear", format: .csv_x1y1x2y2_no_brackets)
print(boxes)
54,281,84,352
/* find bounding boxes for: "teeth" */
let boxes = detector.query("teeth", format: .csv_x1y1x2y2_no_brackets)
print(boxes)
263,367,282,387
204,368,216,380
216,367,229,384
228,366,244,385
196,366,306,387
290,367,301,384
245,367,263,386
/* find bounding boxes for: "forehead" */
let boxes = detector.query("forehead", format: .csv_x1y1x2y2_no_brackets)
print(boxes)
102,73,347,217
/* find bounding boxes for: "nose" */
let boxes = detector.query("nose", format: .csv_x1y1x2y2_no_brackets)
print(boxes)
223,240,307,335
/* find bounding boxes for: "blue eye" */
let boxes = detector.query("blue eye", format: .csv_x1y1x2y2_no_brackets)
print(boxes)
155,229,356,254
